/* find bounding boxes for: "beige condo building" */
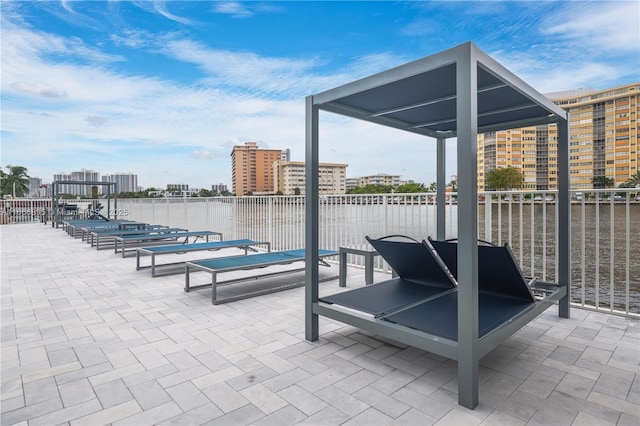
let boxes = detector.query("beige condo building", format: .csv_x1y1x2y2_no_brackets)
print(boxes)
273,161,348,195
478,83,639,190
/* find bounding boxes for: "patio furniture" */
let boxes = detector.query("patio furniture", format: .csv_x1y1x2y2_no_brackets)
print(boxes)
114,230,223,257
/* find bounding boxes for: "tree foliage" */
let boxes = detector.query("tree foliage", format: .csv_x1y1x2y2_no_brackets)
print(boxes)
1,165,31,197
485,167,524,190
394,183,426,193
347,184,393,194
591,176,614,189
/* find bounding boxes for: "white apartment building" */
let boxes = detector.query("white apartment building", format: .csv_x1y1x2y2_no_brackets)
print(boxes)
102,173,138,194
352,173,401,188
273,161,348,195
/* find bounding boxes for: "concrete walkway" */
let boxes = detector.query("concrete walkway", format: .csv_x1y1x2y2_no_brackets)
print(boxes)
1,223,638,425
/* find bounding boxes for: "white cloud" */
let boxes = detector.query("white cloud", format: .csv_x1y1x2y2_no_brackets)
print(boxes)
541,1,639,52
9,81,68,98
213,2,253,18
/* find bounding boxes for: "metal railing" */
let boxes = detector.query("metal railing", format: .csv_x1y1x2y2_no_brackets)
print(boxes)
3,189,638,317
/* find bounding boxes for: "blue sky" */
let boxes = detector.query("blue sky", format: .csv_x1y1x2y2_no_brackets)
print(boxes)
1,1,639,190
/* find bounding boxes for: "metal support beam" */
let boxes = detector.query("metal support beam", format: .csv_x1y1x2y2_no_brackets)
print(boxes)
557,119,571,318
436,137,446,239
456,44,479,410
305,95,320,341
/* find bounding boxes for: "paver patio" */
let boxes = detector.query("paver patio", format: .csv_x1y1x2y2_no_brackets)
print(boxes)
1,223,638,425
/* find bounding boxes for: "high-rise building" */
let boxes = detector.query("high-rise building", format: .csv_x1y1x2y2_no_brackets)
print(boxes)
102,173,138,194
211,183,228,194
477,83,639,190
231,141,287,195
273,161,348,195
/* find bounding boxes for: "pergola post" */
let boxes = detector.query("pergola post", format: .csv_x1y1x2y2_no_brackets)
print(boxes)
305,95,320,341
456,44,479,409
557,119,571,318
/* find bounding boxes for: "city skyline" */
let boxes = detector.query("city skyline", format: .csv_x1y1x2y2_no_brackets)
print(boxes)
2,1,639,188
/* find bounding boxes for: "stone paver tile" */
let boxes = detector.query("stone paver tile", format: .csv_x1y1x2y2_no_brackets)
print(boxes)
134,348,170,369
23,376,59,405
165,380,210,411
297,368,346,393
317,353,363,376
47,347,78,367
129,379,172,410
256,352,297,374
250,404,307,426
555,372,596,399
19,346,49,366
390,407,437,425
334,369,381,395
588,390,640,417
479,372,523,398
202,381,249,413
371,369,417,395
406,370,454,396
1,395,26,413
105,349,138,369
571,411,616,425
298,406,350,425
391,387,452,420
227,366,278,391
617,412,640,426
353,386,410,419
87,363,146,387
157,402,223,425
54,362,114,386
434,408,481,425
479,410,525,425
58,378,96,407
262,368,312,393
28,398,102,426
0,397,63,426
315,385,369,417
202,403,264,425
343,406,393,425
121,363,177,387
22,361,83,384
157,364,211,388
277,384,328,416
74,346,109,367
163,349,201,370
593,372,633,400
93,378,134,408
70,400,142,426
238,383,288,415
516,372,563,399
192,366,244,390
1,375,24,401
382,355,429,377
113,401,183,426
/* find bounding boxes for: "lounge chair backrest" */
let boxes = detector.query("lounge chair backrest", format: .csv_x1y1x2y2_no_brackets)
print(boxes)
366,235,456,289
429,238,535,302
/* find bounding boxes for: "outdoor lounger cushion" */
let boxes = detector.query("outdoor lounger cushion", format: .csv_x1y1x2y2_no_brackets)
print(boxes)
320,235,456,316
383,239,537,340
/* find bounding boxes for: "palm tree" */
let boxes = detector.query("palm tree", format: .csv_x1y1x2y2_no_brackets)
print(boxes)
625,171,640,187
591,175,614,189
1,165,30,198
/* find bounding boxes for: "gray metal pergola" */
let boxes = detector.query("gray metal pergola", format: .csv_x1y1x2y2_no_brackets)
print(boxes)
50,180,117,227
304,42,570,409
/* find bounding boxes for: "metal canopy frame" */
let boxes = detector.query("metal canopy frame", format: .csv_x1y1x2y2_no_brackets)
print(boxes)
50,180,117,228
304,42,570,409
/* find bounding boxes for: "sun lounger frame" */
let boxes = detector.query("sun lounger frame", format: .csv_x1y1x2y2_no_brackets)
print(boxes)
90,227,186,249
185,249,338,304
114,231,223,257
136,239,271,277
